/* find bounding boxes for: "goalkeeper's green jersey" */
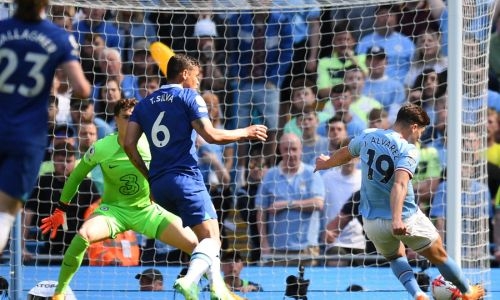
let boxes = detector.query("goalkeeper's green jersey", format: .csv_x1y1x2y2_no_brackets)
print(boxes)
60,133,151,208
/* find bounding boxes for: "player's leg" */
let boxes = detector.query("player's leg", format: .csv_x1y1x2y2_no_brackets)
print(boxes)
54,214,115,298
418,236,485,299
0,192,22,253
363,218,426,299
136,203,198,254
0,147,44,253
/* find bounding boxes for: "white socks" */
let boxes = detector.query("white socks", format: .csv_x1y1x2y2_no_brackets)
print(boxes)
0,212,15,253
183,238,221,284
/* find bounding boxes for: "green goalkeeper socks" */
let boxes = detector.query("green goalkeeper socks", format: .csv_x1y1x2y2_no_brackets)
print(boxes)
55,234,89,294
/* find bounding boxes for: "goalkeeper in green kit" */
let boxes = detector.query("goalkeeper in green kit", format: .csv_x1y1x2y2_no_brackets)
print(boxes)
41,98,199,300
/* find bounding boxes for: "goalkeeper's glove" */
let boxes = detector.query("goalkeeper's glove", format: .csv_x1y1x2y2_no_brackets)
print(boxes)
40,201,69,239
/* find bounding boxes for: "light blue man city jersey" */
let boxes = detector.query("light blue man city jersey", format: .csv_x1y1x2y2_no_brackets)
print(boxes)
348,128,420,220
130,84,208,181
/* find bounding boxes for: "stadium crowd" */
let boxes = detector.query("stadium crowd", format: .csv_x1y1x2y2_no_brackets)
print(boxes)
2,0,500,269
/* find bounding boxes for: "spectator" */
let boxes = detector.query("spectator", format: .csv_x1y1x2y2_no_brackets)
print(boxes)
343,65,383,124
430,167,489,242
421,96,447,167
69,98,114,140
412,68,447,124
24,143,100,256
227,6,293,168
317,21,367,100
79,33,105,85
93,47,137,102
329,6,377,40
321,157,365,267
73,8,120,48
256,134,325,266
298,111,329,165
149,11,199,54
367,108,391,130
128,39,159,81
113,10,157,65
277,0,321,128
321,84,366,138
396,1,439,41
136,268,164,291
52,68,73,124
326,115,349,153
220,250,263,292
94,77,123,127
76,122,104,194
405,28,448,88
427,0,494,56
27,281,76,300
235,148,269,264
283,77,330,138
192,18,229,109
363,46,406,123
137,75,161,101
43,124,77,163
356,4,415,82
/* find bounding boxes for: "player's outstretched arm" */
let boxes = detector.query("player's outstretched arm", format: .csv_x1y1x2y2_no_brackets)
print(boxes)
123,121,149,180
192,117,267,145
61,60,91,99
314,147,354,172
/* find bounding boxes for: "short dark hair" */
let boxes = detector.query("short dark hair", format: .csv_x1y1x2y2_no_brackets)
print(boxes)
333,20,354,35
368,108,388,122
166,54,200,81
114,98,138,116
14,0,48,21
53,142,77,158
291,77,317,95
221,250,243,262
395,103,430,127
330,83,351,95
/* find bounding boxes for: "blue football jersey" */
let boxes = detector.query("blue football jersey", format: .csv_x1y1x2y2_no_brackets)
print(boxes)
0,17,79,148
130,84,208,181
348,128,420,220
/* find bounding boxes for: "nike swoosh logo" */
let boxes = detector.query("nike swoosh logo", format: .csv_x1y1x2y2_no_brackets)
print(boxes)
109,165,119,169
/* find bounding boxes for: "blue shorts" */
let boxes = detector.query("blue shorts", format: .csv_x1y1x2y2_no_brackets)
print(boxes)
0,145,44,202
150,170,217,227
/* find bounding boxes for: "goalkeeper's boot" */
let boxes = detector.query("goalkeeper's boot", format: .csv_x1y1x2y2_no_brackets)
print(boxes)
414,292,429,300
210,279,239,300
462,284,485,300
52,294,65,300
173,277,199,300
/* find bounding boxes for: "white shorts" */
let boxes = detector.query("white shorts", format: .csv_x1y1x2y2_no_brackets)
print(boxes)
362,209,439,258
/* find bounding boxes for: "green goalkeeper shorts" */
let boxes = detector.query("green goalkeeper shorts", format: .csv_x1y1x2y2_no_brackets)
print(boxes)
93,202,179,239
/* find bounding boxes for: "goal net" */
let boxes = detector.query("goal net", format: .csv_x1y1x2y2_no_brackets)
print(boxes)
1,0,496,299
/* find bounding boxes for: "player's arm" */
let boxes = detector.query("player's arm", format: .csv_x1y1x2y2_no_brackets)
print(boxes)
390,170,411,235
192,117,267,145
314,146,355,172
40,159,94,238
60,60,91,99
123,121,149,180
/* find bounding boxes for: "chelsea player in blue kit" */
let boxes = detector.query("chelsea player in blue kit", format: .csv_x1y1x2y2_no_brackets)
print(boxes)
124,54,267,300
0,0,90,254
315,104,484,300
